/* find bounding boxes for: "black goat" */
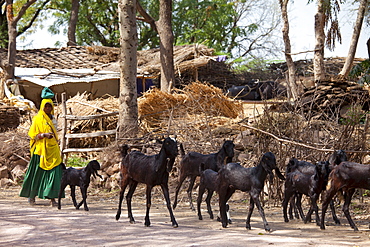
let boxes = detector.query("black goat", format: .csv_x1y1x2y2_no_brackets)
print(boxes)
58,160,102,211
328,149,348,170
320,161,370,231
197,163,231,223
115,137,179,227
218,152,285,231
287,150,347,223
173,140,235,210
283,160,328,225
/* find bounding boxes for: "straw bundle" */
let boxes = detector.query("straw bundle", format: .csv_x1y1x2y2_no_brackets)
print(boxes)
180,82,242,118
58,92,119,148
63,92,119,132
138,82,242,128
58,82,242,146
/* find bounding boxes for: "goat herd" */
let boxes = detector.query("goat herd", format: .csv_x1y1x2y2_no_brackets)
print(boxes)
57,137,370,233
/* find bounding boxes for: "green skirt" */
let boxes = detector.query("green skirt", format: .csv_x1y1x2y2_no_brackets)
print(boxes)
19,154,65,199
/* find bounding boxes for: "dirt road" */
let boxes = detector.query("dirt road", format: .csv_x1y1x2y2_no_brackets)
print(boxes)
1,186,370,247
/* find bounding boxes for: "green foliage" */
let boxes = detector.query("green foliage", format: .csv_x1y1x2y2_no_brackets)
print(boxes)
231,57,284,74
49,0,120,47
339,106,367,125
172,0,251,54
66,154,89,167
137,0,160,49
362,190,370,197
349,59,370,85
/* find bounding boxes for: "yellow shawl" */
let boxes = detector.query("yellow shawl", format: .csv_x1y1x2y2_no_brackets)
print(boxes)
28,99,62,170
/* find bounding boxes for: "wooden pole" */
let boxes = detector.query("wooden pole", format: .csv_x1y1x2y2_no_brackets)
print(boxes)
60,93,67,162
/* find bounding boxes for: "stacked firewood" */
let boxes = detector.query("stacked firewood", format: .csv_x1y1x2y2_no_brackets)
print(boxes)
0,106,20,132
279,80,370,120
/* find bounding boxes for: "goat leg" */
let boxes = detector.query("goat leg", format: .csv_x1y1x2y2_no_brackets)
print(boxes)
126,182,138,224
330,199,340,225
78,186,89,211
116,178,129,221
173,175,186,210
70,185,78,209
218,188,229,228
58,183,67,210
205,189,214,219
187,176,196,211
246,196,255,230
252,194,271,232
197,185,206,220
288,196,297,220
282,190,294,223
116,187,125,220
144,185,152,227
161,184,178,228
320,186,338,230
342,189,358,231
295,194,306,221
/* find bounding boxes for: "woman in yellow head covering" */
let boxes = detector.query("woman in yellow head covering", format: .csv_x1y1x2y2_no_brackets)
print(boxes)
20,89,64,206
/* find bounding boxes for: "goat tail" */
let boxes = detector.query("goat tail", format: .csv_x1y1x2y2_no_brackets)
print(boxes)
120,144,130,158
179,143,185,157
199,162,206,174
60,162,66,170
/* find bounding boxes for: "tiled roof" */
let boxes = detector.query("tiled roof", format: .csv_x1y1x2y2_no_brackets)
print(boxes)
0,46,114,70
0,45,216,75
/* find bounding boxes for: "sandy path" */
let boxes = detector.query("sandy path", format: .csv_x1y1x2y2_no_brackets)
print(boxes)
1,186,370,247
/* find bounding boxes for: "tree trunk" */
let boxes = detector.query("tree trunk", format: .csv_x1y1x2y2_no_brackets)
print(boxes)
67,0,80,46
117,0,139,139
279,0,298,101
313,0,326,83
339,0,368,78
6,1,17,81
0,0,36,99
156,0,175,93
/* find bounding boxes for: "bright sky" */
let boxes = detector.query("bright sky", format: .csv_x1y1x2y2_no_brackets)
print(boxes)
17,1,369,61
288,1,368,60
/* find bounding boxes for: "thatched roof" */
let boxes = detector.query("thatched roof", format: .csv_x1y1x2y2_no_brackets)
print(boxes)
0,44,218,77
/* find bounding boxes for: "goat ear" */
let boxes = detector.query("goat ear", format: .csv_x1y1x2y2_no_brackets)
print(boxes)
275,168,285,180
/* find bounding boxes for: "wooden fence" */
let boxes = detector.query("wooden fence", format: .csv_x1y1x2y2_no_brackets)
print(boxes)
59,93,118,160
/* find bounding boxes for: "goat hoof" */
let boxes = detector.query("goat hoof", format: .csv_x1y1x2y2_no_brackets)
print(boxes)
265,228,271,232
172,223,178,228
217,216,221,222
198,216,203,220
222,223,228,228
228,219,232,224
84,208,89,211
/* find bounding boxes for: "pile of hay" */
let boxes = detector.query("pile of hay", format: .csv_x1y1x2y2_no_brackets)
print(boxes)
57,93,119,148
58,82,242,147
138,82,242,129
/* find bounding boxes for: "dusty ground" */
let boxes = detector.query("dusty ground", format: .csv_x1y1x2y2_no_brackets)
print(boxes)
1,185,370,247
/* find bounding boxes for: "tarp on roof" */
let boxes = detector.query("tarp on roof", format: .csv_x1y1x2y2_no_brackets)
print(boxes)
15,67,120,87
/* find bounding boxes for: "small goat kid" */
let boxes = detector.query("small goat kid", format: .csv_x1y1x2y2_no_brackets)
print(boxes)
283,160,328,225
173,140,235,210
320,161,370,231
218,152,285,231
58,160,102,211
115,137,179,227
287,150,347,224
197,163,231,223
